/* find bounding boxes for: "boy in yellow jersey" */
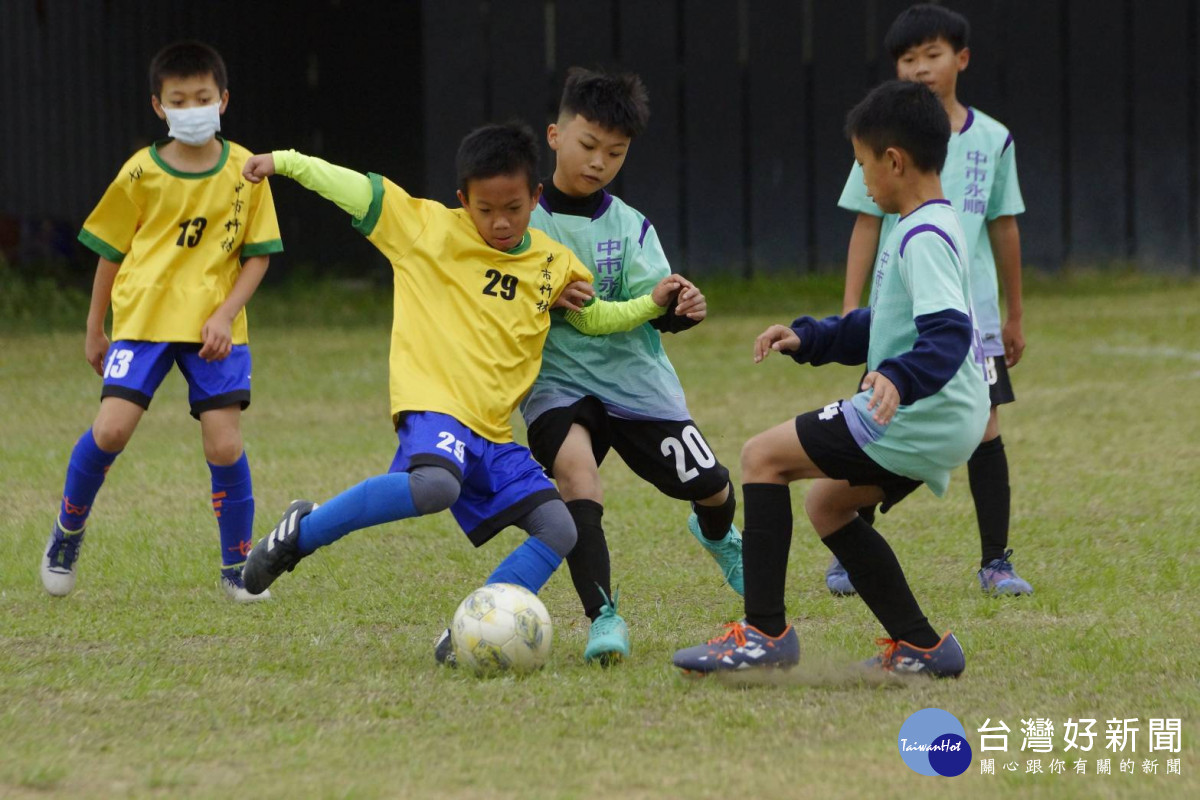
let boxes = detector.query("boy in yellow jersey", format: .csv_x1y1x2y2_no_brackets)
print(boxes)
40,42,283,602
238,123,696,665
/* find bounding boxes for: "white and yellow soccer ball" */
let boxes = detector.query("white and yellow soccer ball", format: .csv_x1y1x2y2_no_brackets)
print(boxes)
451,583,553,675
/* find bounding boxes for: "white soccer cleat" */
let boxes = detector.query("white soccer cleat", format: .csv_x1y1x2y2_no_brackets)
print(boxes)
221,567,272,603
41,519,85,597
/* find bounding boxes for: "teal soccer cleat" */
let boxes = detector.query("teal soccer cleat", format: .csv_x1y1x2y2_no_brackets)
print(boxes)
583,587,630,666
687,513,744,596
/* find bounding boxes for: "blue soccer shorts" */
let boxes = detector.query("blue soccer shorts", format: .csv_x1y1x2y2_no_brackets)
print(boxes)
99,340,252,420
388,411,560,547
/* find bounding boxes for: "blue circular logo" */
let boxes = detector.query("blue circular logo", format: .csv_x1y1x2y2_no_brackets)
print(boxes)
897,708,972,777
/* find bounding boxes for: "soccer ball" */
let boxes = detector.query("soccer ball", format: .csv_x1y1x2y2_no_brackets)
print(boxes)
451,583,553,675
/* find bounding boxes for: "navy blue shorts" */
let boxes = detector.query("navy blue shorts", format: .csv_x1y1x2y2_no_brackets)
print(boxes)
100,340,252,419
388,411,560,547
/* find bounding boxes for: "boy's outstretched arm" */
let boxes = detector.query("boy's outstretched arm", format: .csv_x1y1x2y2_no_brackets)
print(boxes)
842,213,882,315
988,215,1025,367
756,309,872,366
563,275,691,335
244,151,373,219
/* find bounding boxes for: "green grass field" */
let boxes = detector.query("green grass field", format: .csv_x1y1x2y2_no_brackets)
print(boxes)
2,276,1197,798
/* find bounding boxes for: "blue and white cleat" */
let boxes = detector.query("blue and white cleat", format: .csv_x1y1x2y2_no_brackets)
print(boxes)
862,631,965,679
978,549,1033,596
672,621,799,674
824,556,857,596
583,587,630,665
41,518,86,597
687,513,744,596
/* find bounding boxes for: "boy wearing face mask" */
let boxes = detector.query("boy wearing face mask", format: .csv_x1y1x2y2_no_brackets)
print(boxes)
40,41,283,602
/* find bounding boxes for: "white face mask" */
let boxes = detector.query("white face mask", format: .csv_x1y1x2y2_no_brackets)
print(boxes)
163,102,222,146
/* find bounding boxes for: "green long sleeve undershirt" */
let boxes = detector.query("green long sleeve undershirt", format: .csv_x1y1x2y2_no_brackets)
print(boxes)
271,149,666,335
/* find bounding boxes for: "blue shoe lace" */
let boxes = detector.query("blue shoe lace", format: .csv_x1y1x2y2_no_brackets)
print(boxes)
980,548,1032,594
47,524,84,570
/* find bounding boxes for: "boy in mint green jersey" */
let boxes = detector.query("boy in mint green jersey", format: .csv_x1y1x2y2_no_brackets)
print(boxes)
522,68,743,665
674,80,988,678
831,3,1033,598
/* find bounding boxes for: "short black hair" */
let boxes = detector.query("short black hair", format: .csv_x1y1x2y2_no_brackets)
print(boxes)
844,80,950,173
884,3,970,61
149,41,228,97
456,122,540,195
558,67,650,138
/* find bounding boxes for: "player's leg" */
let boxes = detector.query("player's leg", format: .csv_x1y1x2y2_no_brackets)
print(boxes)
806,479,964,677
792,404,962,677
671,417,820,672
183,344,264,601
42,341,169,596
609,419,742,595
434,440,574,666
242,412,466,595
971,357,1032,595
197,405,264,602
527,400,629,663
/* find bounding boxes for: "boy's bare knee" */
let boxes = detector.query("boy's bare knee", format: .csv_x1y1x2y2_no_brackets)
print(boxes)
741,435,775,482
91,421,133,452
203,436,243,466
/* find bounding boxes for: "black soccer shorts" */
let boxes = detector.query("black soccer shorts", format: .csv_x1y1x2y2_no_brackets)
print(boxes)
983,356,1016,406
527,396,730,502
794,403,922,513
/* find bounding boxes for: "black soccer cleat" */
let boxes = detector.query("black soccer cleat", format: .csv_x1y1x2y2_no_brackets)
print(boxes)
242,500,318,595
434,627,457,668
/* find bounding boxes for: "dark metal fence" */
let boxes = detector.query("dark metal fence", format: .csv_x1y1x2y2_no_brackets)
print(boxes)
3,0,1197,277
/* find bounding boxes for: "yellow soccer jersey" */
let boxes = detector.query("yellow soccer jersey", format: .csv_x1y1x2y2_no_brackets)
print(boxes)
353,174,593,442
78,137,283,343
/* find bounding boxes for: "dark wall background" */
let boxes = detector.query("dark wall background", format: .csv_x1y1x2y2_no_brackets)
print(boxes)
3,0,1197,279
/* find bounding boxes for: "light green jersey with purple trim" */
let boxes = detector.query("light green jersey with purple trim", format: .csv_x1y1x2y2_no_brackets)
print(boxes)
847,200,990,496
839,107,1025,357
521,193,691,424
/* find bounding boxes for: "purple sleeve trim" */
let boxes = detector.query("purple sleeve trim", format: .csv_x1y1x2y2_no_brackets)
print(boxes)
899,224,959,258
638,218,652,246
590,191,614,220
1001,133,1014,155
959,107,975,135
537,193,552,213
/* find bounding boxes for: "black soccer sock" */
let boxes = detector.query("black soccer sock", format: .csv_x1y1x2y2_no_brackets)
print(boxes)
821,516,939,648
692,482,736,540
969,436,1010,567
564,499,610,621
742,483,793,638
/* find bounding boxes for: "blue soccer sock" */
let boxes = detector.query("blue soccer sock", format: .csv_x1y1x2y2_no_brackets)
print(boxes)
486,536,562,594
59,429,120,531
209,453,254,569
297,471,419,554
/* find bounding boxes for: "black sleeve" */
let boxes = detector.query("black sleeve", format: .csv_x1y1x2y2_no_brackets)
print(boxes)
648,295,703,333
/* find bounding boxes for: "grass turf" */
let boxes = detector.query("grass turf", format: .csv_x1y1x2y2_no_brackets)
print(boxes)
1,277,1197,798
